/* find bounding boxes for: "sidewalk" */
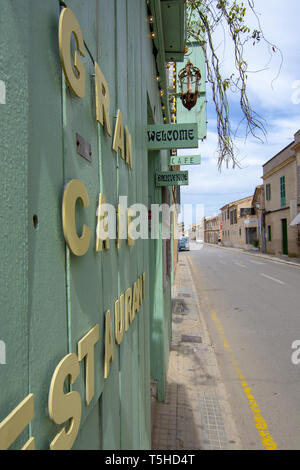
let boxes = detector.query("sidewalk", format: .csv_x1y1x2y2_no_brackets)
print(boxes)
204,242,300,268
151,255,241,450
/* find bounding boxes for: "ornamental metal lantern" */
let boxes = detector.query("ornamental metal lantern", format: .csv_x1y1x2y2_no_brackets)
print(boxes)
178,61,201,111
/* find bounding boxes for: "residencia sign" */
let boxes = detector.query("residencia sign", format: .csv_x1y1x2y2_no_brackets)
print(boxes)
147,123,198,150
156,171,189,187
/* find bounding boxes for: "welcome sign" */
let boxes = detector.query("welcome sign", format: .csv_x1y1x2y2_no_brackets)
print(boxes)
147,123,198,150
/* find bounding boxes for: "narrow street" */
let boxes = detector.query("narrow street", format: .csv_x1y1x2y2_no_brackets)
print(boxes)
187,244,300,450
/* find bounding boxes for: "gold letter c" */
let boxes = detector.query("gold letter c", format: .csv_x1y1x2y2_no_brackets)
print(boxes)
62,180,91,256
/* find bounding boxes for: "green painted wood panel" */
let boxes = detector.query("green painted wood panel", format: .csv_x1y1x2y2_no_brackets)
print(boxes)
0,0,175,450
72,399,101,450
0,2,30,450
97,0,120,450
61,0,105,428
27,0,69,449
139,3,151,448
118,0,137,450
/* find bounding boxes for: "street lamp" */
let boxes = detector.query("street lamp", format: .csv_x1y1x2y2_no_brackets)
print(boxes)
178,60,201,111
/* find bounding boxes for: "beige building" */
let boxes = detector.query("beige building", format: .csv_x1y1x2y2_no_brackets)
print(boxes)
195,219,204,242
188,223,197,241
204,215,221,244
220,196,259,249
262,130,300,257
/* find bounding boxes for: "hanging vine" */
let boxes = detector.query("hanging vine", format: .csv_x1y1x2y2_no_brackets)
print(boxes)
186,0,281,169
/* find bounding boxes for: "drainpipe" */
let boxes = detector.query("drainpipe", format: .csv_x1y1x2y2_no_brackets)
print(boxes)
262,210,266,253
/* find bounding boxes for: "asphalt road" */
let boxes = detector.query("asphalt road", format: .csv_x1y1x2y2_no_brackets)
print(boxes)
187,243,300,450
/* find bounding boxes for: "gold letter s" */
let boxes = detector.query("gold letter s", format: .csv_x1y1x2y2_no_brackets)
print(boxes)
48,354,81,450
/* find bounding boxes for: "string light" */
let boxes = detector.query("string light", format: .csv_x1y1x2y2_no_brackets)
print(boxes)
148,9,168,124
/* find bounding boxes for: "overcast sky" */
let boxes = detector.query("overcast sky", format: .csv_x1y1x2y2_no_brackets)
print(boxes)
178,0,300,225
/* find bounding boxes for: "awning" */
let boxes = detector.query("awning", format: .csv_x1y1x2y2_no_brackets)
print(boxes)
290,213,300,226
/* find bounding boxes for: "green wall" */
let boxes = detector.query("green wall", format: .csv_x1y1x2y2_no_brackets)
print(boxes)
0,0,173,450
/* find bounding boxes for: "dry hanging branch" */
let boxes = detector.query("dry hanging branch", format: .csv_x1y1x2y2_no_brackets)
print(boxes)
186,0,282,169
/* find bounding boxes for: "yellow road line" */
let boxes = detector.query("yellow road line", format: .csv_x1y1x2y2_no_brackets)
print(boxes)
188,256,278,451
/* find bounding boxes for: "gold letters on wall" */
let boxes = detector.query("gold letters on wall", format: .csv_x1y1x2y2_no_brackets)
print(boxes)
0,273,146,449
59,8,86,98
48,354,82,451
95,62,112,136
0,394,35,450
104,311,114,379
62,180,91,256
0,6,148,452
125,126,133,169
112,110,125,160
59,7,133,170
96,193,111,252
115,297,124,345
78,325,100,405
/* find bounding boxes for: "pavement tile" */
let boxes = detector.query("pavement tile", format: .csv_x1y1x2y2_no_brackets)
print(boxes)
151,255,241,451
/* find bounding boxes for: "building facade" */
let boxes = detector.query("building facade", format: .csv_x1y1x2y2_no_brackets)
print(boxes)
262,131,300,257
204,215,221,244
220,196,259,249
0,0,187,450
195,219,205,243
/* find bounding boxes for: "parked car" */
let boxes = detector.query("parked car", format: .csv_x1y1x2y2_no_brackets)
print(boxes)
178,237,190,251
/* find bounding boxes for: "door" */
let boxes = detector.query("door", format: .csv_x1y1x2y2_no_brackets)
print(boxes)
281,218,288,255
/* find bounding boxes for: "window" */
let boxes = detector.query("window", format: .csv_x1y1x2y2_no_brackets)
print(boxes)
239,228,241,237
280,176,286,207
268,225,272,242
266,184,271,201
240,207,255,217
230,209,237,225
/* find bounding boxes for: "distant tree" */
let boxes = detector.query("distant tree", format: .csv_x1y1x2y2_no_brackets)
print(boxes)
186,0,281,169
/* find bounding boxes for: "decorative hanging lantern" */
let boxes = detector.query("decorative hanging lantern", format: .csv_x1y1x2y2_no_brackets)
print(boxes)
178,61,201,111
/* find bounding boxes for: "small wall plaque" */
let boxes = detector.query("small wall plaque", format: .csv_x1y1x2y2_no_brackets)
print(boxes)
76,133,92,162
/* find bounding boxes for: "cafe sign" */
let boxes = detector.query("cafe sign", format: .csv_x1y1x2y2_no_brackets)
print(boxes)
147,123,198,150
169,155,201,166
156,171,189,187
